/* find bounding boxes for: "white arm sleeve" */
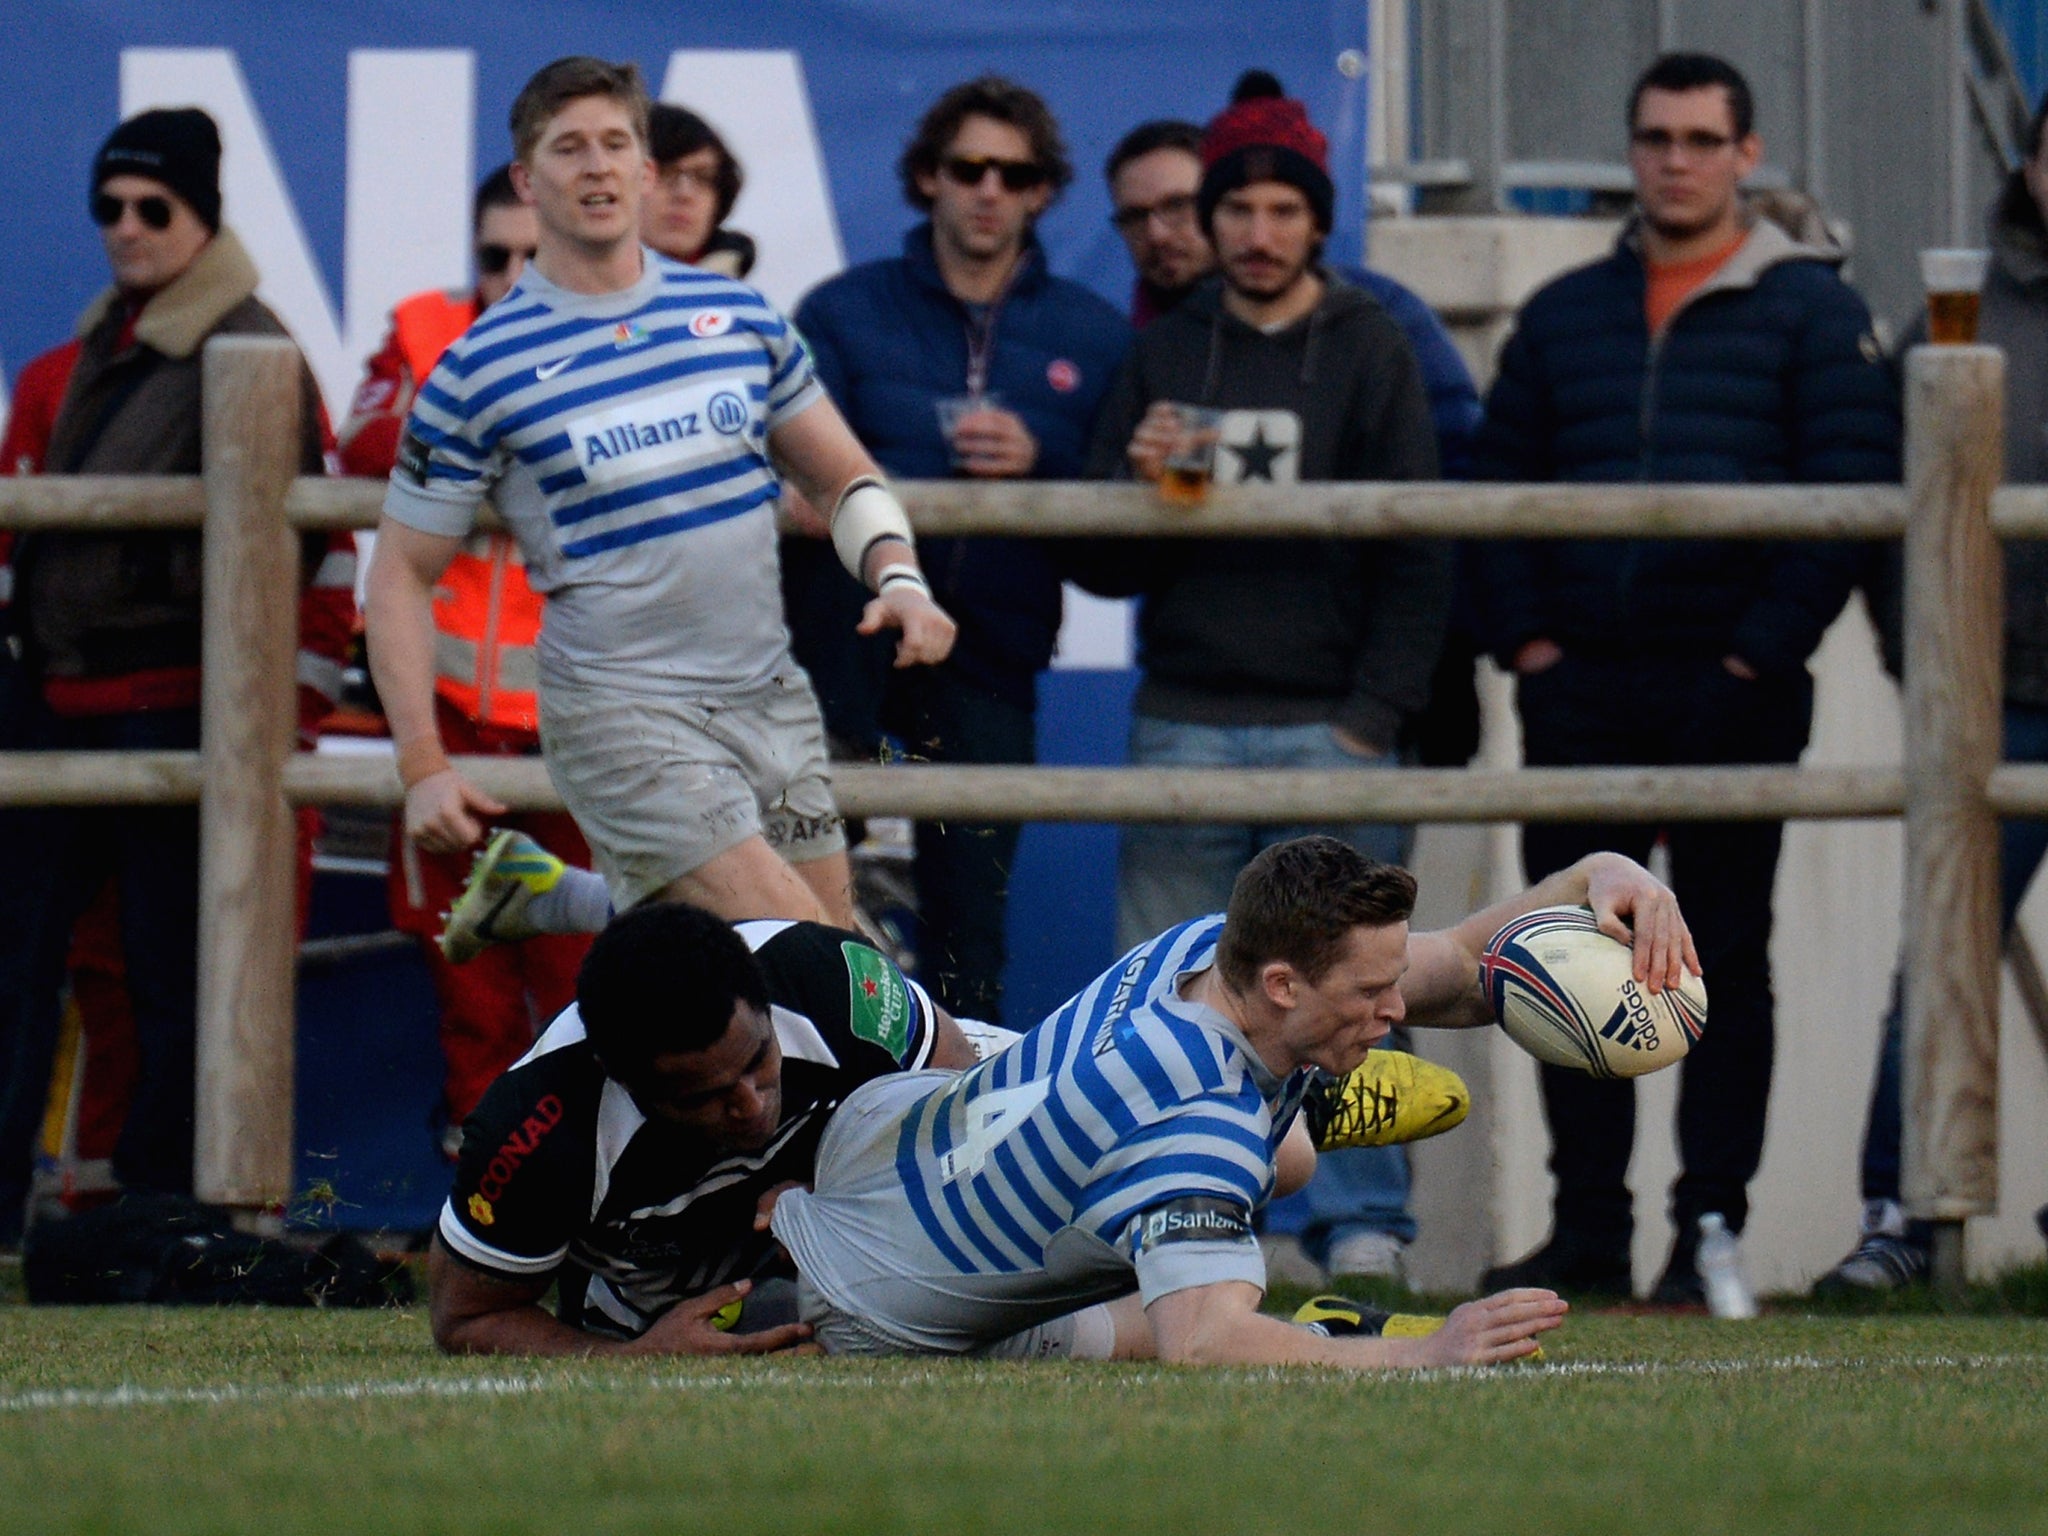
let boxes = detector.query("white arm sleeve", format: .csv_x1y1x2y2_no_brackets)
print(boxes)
830,477,915,585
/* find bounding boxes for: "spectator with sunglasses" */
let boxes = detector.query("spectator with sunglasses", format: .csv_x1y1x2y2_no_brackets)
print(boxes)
336,165,596,1152
782,76,1128,1026
641,104,756,279
0,107,347,1243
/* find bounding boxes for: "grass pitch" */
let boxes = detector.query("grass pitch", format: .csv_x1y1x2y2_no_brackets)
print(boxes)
1,1297,2044,1536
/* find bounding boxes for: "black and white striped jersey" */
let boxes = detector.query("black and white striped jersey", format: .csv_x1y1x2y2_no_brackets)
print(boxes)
438,919,937,1339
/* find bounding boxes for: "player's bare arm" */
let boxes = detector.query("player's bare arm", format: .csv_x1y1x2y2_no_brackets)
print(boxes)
926,1006,983,1071
768,395,957,667
363,518,508,853
1142,1279,1565,1369
1274,1116,1317,1198
1401,852,1698,1030
427,1238,810,1358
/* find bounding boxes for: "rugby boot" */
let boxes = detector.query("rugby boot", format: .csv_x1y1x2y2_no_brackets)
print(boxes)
1293,1293,1545,1363
1302,1050,1469,1151
438,829,565,963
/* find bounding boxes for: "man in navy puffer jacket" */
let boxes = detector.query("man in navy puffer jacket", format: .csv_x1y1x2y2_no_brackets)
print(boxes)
783,77,1129,1025
1471,53,1899,1304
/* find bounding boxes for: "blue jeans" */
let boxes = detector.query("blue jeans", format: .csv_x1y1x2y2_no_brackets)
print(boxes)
1117,715,1417,1252
1859,701,2048,1202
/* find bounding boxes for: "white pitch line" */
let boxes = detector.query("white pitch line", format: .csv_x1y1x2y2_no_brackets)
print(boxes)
1,1352,2043,1415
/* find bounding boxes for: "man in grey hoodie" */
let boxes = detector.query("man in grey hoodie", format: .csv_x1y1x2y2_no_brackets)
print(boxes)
1079,74,1452,1287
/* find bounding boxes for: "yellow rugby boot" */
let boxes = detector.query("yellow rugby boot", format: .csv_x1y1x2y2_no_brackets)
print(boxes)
438,828,566,963
1302,1050,1469,1150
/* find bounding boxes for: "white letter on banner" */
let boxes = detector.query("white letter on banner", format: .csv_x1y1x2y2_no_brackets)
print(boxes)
120,48,473,419
658,51,845,310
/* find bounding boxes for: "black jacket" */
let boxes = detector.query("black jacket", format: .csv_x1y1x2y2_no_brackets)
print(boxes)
1079,273,1450,749
1470,219,1901,676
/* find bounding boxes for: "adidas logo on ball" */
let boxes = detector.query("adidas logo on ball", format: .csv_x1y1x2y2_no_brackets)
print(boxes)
1480,906,1706,1079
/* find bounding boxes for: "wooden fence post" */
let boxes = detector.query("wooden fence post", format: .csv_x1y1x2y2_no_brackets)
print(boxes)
1901,344,2005,1296
195,337,302,1214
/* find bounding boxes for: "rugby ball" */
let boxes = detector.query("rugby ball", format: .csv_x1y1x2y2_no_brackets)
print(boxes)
1479,906,1706,1079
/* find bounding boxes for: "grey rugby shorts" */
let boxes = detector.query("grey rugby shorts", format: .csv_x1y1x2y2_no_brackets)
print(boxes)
540,669,845,910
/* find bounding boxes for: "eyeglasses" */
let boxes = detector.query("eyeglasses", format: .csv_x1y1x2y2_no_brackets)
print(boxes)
91,192,175,230
476,242,538,275
940,155,1048,192
1629,127,1738,158
655,163,720,194
1111,193,1198,233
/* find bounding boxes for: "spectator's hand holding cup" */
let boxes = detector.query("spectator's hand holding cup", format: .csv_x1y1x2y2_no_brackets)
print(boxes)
937,393,1037,478
1920,248,1991,344
1149,402,1224,507
1130,401,1222,506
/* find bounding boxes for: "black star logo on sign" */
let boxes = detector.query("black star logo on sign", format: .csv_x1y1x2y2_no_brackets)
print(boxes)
1227,424,1286,482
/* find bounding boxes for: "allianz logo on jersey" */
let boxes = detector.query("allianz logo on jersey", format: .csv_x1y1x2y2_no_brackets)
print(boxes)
569,379,753,487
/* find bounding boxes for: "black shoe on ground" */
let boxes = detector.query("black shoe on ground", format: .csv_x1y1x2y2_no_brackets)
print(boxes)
1481,1233,1632,1299
1649,1255,1706,1307
1648,1219,1705,1307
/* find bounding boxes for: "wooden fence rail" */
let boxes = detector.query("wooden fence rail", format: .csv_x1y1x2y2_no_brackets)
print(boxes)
0,338,2010,1293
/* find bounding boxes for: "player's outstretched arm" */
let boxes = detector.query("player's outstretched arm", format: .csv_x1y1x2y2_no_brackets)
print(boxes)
768,397,956,667
427,1239,811,1357
1145,1280,1563,1369
364,518,507,853
1400,852,1699,1030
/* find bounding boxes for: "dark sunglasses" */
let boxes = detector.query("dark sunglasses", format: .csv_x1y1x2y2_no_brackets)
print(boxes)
91,192,175,230
476,242,538,275
941,155,1048,192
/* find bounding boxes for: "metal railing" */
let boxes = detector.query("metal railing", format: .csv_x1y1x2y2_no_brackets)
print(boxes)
0,337,2015,1292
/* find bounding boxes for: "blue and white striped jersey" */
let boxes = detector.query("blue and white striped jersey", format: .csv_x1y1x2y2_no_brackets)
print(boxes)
773,917,1312,1352
381,251,823,698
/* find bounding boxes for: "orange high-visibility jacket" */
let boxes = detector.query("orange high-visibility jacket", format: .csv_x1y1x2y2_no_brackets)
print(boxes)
361,290,545,734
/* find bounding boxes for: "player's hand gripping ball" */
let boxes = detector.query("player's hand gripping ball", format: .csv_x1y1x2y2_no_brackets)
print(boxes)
1480,905,1706,1078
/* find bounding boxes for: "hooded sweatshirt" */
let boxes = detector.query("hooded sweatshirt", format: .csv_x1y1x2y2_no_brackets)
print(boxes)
1080,271,1449,750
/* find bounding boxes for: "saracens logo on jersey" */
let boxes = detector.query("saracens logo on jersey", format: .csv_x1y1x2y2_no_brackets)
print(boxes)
689,310,734,338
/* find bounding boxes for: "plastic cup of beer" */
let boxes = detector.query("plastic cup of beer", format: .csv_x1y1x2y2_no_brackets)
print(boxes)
1919,248,1991,343
1158,404,1223,507
935,392,1002,467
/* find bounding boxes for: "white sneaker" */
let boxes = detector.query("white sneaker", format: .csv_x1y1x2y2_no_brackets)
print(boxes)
1262,1234,1329,1289
1326,1230,1409,1284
